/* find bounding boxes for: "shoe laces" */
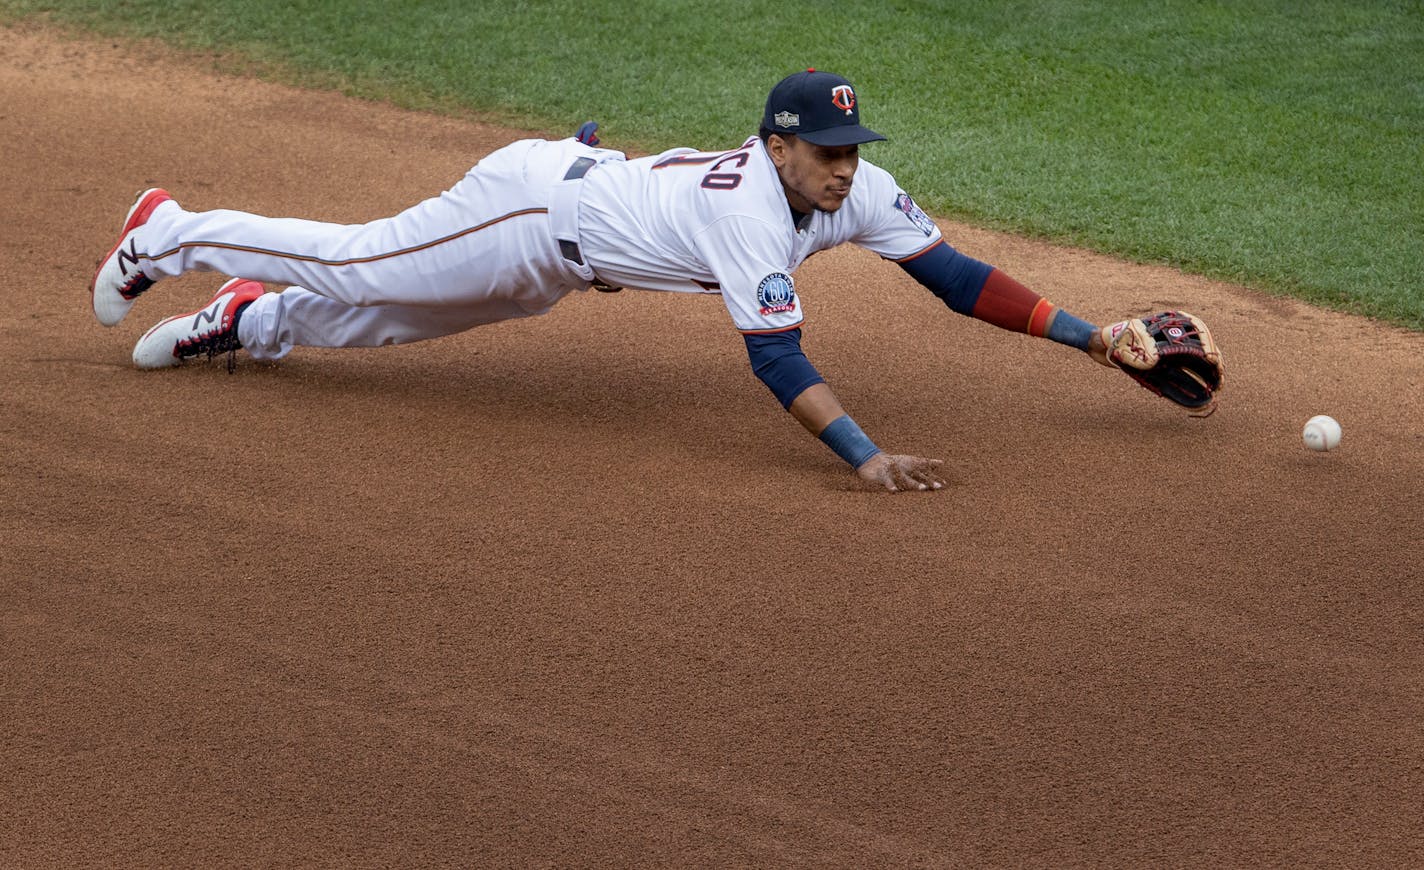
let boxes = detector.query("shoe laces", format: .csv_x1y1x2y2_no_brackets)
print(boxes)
175,302,250,374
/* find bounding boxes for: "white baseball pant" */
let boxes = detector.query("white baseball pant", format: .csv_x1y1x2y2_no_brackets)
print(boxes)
133,138,605,360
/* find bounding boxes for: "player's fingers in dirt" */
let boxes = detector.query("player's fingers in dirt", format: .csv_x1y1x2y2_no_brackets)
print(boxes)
898,456,946,491
856,454,945,492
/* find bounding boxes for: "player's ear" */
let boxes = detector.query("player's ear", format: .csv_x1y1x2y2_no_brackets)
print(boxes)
766,133,794,167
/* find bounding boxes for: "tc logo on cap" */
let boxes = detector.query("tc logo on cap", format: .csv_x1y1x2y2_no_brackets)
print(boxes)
831,85,856,115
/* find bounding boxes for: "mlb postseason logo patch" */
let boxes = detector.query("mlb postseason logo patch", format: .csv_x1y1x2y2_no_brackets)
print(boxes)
894,193,936,236
756,272,797,316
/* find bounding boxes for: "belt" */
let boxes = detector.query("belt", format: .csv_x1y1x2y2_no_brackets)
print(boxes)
555,157,621,292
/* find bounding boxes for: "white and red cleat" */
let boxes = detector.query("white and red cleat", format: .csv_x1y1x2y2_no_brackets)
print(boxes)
132,278,264,371
91,187,174,327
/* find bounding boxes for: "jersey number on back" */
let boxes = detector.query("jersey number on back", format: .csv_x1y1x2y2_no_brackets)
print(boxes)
654,148,750,191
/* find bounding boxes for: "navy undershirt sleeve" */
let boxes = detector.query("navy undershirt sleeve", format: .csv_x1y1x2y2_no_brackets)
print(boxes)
897,242,994,315
743,329,826,409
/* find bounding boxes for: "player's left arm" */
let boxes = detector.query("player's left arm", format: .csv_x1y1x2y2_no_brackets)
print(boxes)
849,164,1112,365
896,242,1112,365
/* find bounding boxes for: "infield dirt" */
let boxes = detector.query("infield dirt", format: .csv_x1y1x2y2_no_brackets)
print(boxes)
3,23,1422,867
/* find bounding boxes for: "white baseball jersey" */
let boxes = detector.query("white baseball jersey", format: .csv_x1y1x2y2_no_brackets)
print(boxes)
577,136,943,334
127,135,942,359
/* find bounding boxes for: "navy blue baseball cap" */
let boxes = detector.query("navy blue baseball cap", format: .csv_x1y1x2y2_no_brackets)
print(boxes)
762,69,886,146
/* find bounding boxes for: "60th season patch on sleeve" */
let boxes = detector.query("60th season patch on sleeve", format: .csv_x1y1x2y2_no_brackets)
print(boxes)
757,272,797,315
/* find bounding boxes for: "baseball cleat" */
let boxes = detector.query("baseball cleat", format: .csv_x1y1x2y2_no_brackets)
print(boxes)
91,187,174,327
132,278,264,372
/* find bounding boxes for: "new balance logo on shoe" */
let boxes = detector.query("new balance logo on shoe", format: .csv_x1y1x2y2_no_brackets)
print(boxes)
115,237,156,301
117,238,141,275
193,303,222,329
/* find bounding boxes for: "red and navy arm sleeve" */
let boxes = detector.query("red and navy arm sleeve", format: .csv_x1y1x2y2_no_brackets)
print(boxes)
897,242,1096,349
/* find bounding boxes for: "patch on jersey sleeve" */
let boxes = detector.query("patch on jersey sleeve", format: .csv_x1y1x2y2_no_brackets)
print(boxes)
894,193,936,236
756,273,798,316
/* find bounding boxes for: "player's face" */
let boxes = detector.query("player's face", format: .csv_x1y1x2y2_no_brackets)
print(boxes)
769,135,860,213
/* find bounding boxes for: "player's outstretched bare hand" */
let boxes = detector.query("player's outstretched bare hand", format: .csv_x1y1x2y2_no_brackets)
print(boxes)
855,453,945,493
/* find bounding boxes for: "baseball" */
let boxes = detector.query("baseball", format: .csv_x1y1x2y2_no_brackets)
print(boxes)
1302,415,1342,451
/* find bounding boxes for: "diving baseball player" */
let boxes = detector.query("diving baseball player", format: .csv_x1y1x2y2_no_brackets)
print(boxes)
89,69,1222,492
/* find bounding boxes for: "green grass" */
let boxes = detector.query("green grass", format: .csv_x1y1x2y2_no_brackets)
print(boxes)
5,0,1422,326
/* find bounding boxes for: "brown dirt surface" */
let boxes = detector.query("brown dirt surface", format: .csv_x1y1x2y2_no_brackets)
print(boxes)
3,22,1422,868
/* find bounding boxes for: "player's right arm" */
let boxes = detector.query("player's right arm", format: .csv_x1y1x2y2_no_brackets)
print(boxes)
744,328,944,492
673,146,943,490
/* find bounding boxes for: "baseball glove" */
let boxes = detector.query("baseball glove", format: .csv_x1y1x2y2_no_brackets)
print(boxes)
1101,310,1223,416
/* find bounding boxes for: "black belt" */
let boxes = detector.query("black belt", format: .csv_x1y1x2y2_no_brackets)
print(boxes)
558,157,620,291
564,156,595,181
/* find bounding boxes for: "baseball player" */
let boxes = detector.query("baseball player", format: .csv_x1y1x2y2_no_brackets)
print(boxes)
89,69,1221,492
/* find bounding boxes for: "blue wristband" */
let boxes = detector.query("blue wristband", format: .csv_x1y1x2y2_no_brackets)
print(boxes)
1046,309,1098,351
818,415,881,468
